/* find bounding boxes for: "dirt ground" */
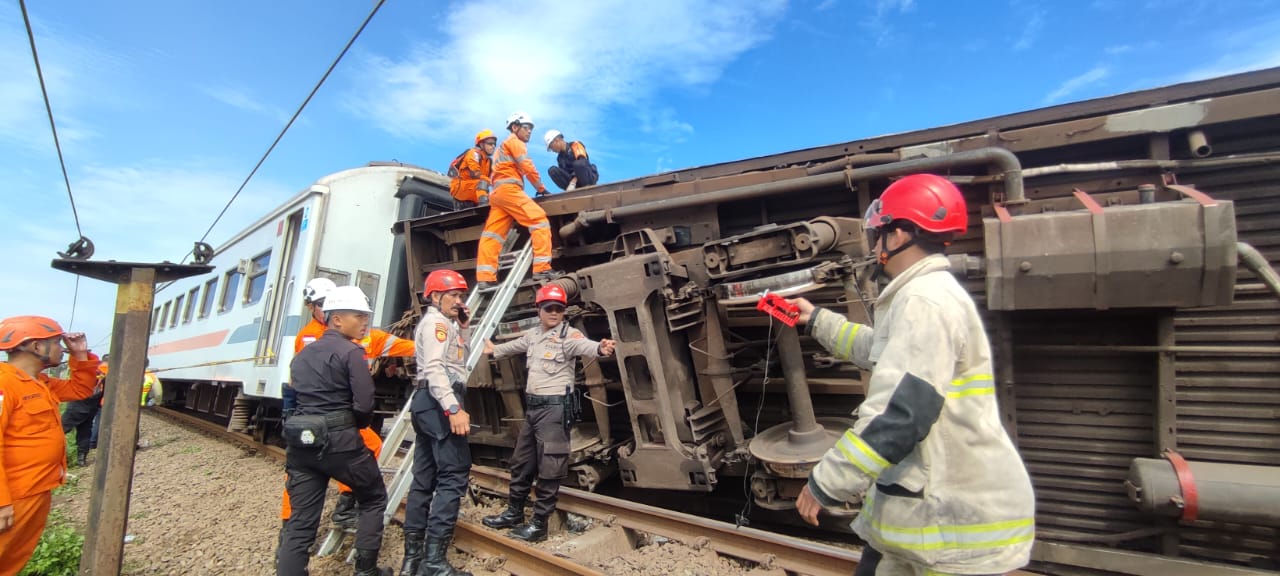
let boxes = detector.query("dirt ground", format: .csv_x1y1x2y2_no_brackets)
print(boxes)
55,414,773,576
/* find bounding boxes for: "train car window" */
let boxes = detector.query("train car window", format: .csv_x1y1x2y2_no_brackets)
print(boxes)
220,270,242,313
246,251,271,305
184,287,199,323
153,306,162,333
315,267,349,287
159,301,171,331
200,278,218,318
171,295,184,328
356,270,380,313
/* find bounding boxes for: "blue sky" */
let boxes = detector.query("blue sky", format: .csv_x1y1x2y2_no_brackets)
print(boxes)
3,0,1279,349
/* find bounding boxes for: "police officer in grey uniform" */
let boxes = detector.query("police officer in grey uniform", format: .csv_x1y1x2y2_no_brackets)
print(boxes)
403,269,474,576
481,283,615,542
278,287,391,576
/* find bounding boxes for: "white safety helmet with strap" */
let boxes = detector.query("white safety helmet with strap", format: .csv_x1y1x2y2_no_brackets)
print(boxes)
543,129,563,151
322,286,373,314
507,111,534,128
303,277,337,305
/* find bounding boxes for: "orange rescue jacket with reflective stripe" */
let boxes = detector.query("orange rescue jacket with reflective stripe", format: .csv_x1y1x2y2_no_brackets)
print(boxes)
448,148,493,203
0,355,100,506
295,318,414,361
493,135,545,193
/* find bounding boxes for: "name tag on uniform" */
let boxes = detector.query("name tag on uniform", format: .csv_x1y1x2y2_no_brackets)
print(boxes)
543,350,555,359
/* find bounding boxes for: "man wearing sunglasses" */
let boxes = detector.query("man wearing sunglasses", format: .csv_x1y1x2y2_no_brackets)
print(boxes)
787,174,1035,576
480,283,615,543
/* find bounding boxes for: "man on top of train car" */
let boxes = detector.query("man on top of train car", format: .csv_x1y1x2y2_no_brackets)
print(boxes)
278,286,393,576
403,269,474,576
280,277,415,531
474,111,557,291
447,129,497,209
480,283,615,543
0,316,98,576
787,174,1035,576
543,129,598,192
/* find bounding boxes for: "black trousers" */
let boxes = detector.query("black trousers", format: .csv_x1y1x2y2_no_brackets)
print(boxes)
61,395,101,454
277,434,387,576
548,164,598,190
403,386,472,540
508,401,570,518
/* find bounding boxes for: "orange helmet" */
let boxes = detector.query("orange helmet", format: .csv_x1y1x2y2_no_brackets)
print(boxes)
0,315,65,351
424,270,468,296
535,284,568,306
475,129,496,146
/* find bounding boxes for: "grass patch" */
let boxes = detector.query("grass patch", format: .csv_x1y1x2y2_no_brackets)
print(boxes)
179,444,202,455
17,509,83,576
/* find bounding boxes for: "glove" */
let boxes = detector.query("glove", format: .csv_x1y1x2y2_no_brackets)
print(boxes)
536,189,550,198
477,194,489,206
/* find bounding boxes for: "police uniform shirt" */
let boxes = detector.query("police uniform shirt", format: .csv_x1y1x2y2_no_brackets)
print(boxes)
491,323,601,395
414,306,470,409
288,329,375,452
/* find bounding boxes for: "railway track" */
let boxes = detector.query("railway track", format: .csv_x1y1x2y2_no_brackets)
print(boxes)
154,407,869,575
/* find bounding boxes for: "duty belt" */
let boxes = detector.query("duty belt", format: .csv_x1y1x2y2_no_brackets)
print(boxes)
525,393,568,407
321,410,356,431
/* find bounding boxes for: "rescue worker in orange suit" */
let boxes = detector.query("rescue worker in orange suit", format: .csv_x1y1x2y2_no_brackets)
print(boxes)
480,284,615,542
0,316,98,576
279,286,393,576
475,111,556,291
789,175,1035,576
280,277,414,530
61,354,106,467
448,129,497,210
403,270,473,576
543,130,598,191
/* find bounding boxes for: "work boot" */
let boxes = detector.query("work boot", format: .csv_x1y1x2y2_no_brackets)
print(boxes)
353,548,393,576
532,271,560,283
509,515,548,543
331,492,357,527
76,451,88,467
417,535,472,576
474,281,496,292
400,530,425,576
481,499,525,530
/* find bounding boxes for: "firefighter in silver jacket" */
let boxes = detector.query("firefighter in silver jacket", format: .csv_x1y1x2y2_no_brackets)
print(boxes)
480,283,615,542
404,269,474,576
790,174,1035,576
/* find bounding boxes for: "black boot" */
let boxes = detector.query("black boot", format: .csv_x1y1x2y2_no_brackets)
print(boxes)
509,515,548,543
353,548,392,576
400,530,425,576
416,535,472,576
331,492,357,527
76,451,88,467
481,499,525,530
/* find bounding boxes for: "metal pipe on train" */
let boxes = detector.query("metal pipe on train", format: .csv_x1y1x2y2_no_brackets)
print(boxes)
1126,458,1280,526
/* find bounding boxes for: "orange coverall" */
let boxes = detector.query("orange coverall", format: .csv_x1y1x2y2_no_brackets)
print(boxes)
0,354,99,576
279,319,414,519
476,134,552,282
449,147,493,204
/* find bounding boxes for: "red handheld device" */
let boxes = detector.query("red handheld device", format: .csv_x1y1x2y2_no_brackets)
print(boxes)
756,292,800,327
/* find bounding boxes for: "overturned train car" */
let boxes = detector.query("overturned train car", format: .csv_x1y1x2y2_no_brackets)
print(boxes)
392,68,1280,574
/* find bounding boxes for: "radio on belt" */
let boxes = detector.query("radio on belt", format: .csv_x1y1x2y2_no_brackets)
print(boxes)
756,291,800,327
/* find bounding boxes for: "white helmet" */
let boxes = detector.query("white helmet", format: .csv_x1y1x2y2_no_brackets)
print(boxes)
322,286,372,314
302,277,337,305
507,111,534,128
543,129,563,151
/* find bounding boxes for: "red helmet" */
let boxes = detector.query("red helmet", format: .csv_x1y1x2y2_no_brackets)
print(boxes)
0,315,65,351
424,270,468,295
535,284,567,306
865,174,968,235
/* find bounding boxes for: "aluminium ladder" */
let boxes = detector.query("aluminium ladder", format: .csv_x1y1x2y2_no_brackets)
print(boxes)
316,238,533,557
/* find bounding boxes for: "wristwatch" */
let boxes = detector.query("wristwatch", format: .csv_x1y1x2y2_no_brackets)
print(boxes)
445,404,460,416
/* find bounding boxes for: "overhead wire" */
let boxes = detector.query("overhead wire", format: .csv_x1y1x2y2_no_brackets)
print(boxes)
20,0,84,327
185,0,388,263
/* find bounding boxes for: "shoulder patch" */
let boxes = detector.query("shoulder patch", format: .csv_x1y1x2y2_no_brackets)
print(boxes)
434,323,448,342
570,332,585,339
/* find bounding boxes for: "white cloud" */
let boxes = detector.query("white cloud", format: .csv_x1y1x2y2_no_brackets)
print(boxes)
1105,44,1133,55
1012,9,1045,51
1042,65,1110,104
816,0,838,11
858,0,916,46
1176,18,1280,82
344,0,785,145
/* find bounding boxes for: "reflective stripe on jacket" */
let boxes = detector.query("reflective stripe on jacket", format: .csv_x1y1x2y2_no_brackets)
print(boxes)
805,254,1035,573
493,135,545,193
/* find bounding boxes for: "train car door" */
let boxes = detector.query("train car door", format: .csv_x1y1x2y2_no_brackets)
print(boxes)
255,209,305,365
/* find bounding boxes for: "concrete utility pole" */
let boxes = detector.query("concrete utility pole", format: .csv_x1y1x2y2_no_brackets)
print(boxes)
52,258,209,576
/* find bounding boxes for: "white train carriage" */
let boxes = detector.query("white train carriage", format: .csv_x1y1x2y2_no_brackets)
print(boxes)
146,162,452,437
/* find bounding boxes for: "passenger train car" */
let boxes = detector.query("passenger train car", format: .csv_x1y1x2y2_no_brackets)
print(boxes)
146,162,452,439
